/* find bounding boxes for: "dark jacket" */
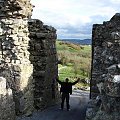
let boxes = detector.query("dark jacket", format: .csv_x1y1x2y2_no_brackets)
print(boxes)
57,79,79,94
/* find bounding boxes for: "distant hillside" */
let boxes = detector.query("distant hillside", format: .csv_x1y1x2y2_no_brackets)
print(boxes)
59,39,91,45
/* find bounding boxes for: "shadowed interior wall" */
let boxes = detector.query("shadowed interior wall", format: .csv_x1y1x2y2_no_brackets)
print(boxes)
28,19,59,110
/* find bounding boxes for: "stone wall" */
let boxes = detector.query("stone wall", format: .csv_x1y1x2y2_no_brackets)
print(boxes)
28,19,59,110
0,77,15,120
0,0,59,119
86,13,120,120
0,0,34,118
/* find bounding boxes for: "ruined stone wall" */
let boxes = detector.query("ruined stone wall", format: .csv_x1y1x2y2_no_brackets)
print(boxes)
28,19,59,110
0,0,59,119
0,0,58,120
86,13,120,120
0,0,34,118
0,77,15,120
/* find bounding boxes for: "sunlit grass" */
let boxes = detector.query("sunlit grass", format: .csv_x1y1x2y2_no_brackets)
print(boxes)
56,40,91,88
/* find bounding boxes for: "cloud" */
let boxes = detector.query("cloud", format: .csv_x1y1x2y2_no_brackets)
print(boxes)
110,0,120,4
57,23,92,39
31,0,120,39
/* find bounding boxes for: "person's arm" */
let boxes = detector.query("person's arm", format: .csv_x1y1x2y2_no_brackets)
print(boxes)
56,76,62,84
71,78,80,85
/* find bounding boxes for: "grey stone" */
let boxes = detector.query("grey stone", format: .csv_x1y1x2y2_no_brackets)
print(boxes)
0,0,59,119
87,13,120,120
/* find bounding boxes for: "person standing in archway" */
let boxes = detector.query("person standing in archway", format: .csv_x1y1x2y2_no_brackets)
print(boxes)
56,77,80,111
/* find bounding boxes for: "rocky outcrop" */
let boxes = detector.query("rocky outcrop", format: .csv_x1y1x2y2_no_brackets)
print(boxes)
86,13,120,120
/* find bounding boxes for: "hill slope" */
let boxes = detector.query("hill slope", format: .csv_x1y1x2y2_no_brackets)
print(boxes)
56,40,91,82
60,39,92,45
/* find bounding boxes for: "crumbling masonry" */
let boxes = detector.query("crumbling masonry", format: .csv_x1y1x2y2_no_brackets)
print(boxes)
28,19,58,110
86,13,120,120
0,0,58,120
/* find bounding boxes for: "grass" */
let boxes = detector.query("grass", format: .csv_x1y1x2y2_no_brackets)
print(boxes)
58,64,90,89
56,40,91,87
58,65,75,81
58,64,88,80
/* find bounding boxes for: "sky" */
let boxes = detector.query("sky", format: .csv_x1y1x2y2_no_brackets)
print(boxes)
31,0,120,39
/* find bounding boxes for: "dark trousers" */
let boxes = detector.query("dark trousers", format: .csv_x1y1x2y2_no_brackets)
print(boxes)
61,92,70,110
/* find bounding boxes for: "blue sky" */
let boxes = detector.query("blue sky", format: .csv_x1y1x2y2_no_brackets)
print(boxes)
31,0,120,39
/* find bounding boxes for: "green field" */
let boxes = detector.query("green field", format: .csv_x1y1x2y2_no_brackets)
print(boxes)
56,40,91,87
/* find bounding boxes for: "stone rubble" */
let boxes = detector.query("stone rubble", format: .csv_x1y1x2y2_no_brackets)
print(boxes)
86,13,120,120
